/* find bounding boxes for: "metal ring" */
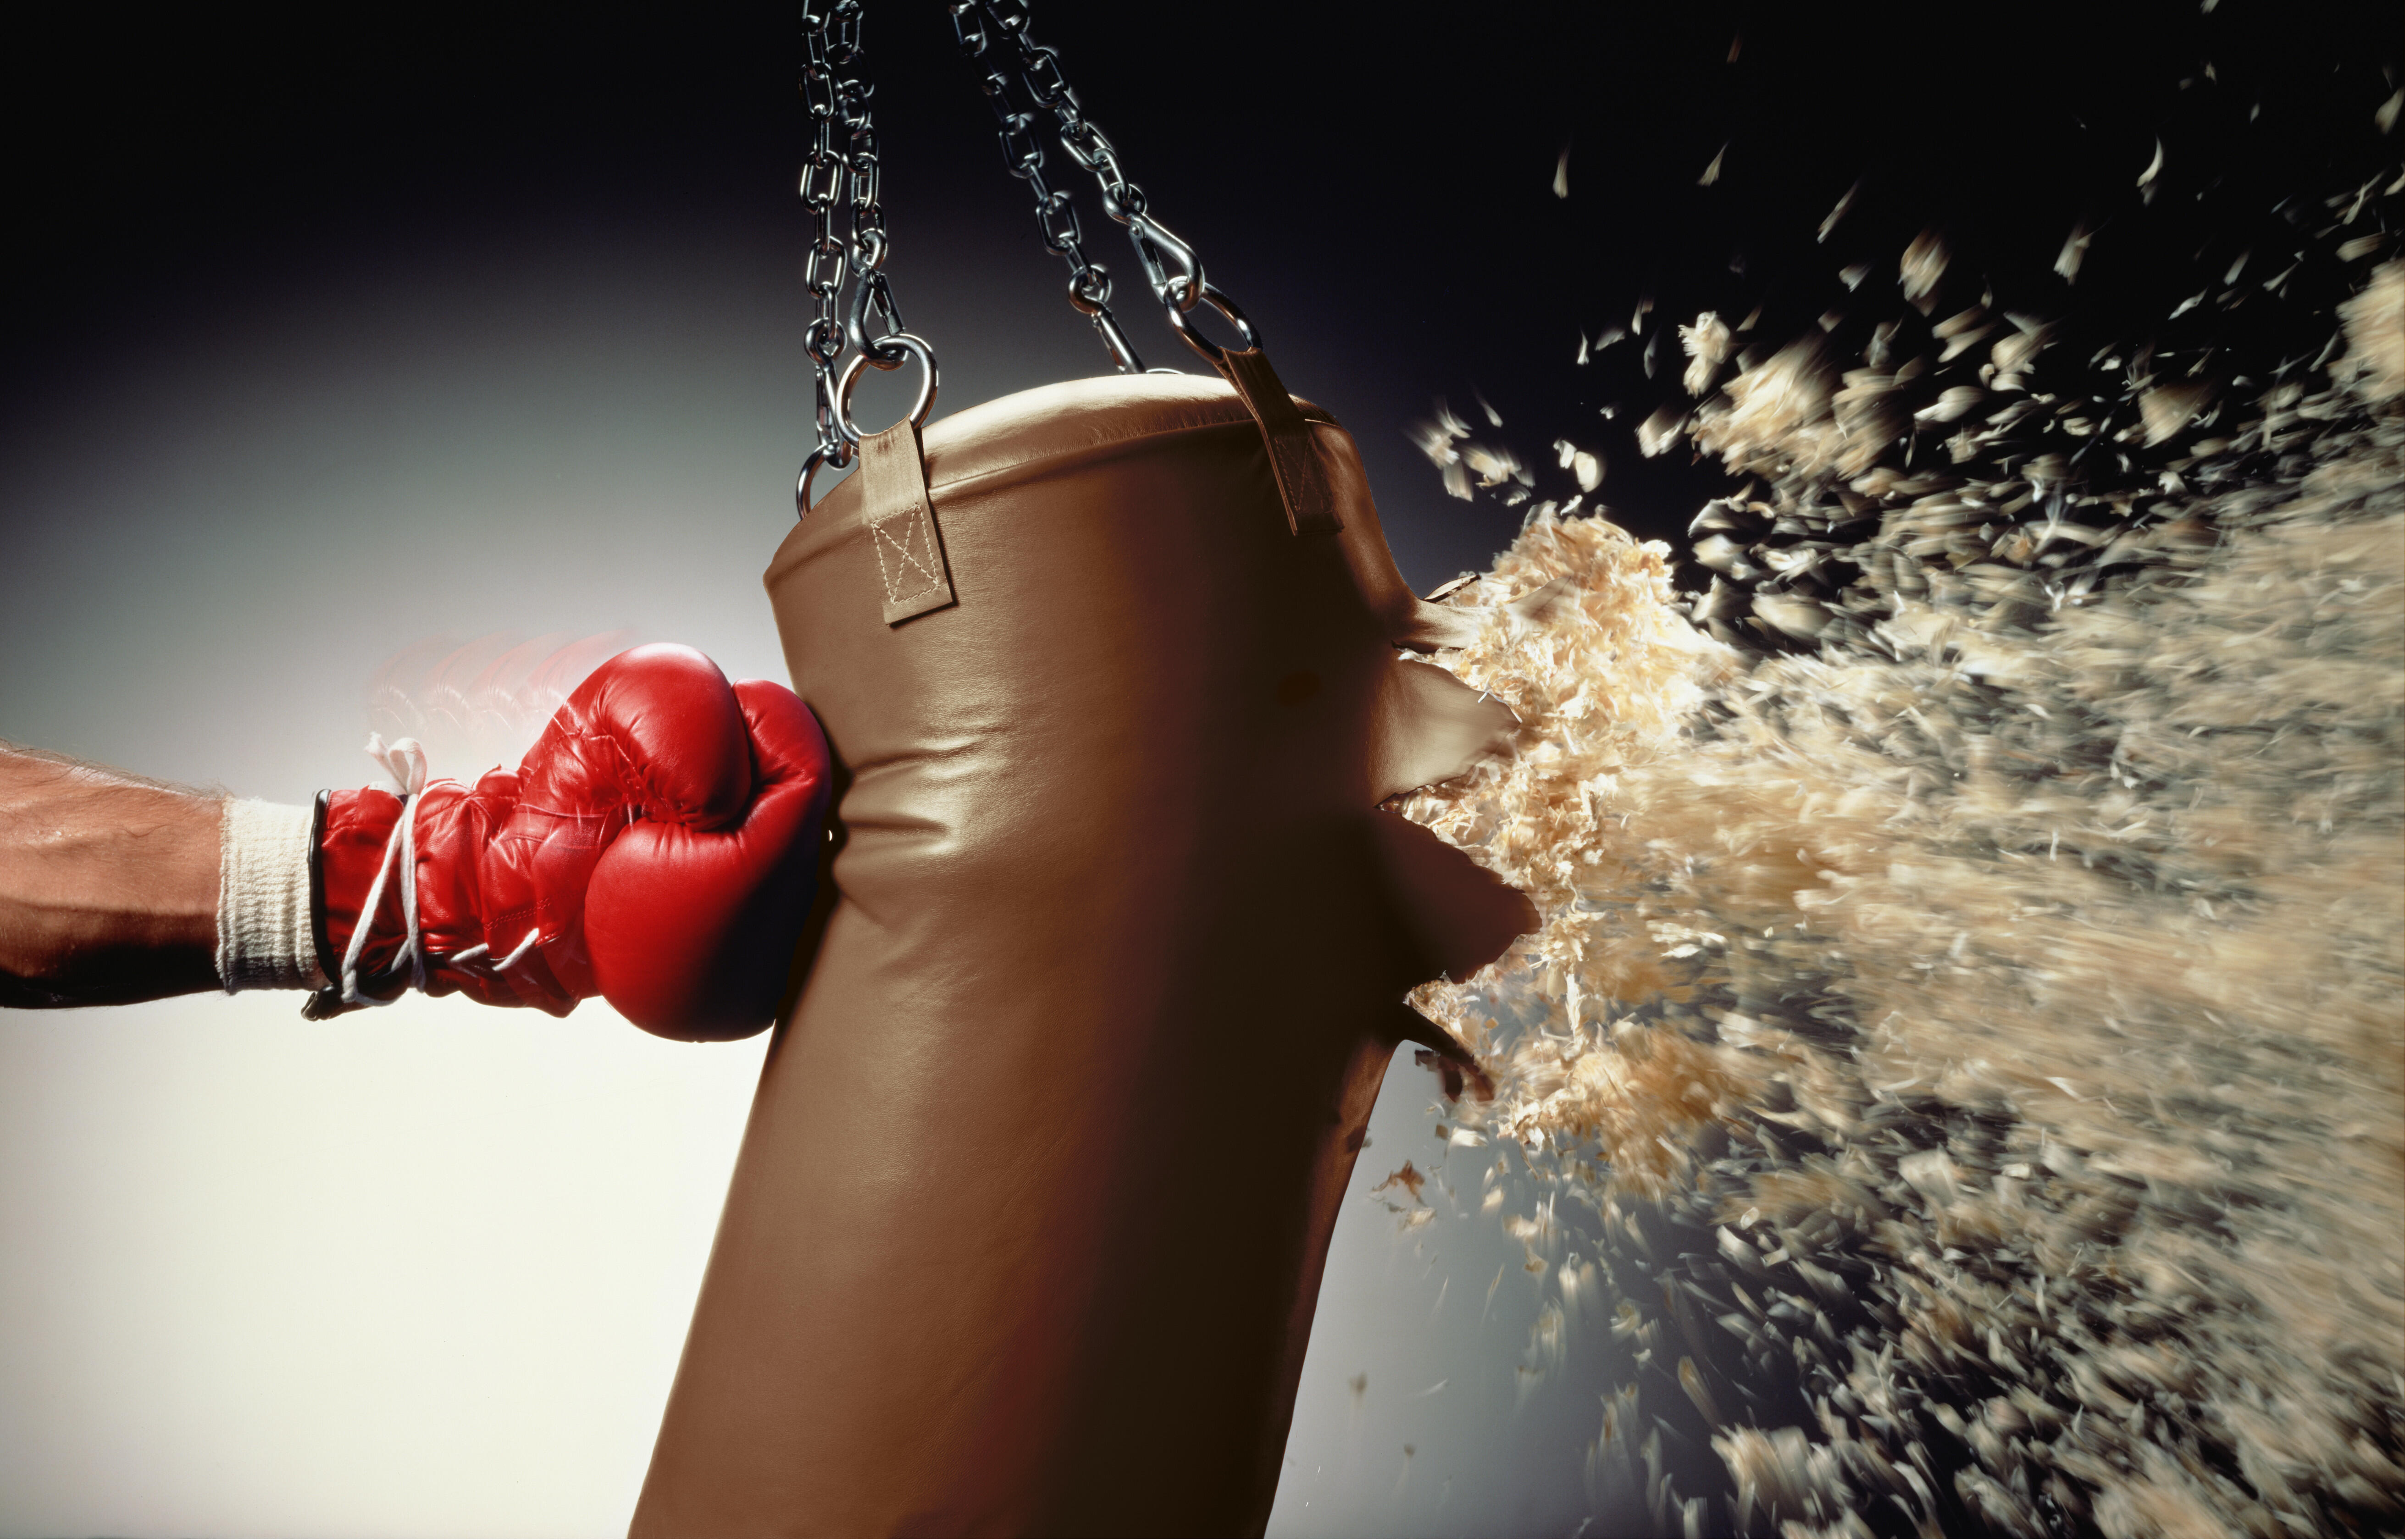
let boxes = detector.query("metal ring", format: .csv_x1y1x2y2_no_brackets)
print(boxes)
797,440,854,517
832,332,939,446
1160,283,1260,367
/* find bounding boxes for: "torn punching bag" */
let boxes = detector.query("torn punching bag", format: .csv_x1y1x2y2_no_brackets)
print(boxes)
631,363,1535,1536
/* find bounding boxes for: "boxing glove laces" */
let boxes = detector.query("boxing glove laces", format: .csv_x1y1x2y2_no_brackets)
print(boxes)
215,645,833,1040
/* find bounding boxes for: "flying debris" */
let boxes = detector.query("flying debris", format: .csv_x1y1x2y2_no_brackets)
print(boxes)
1635,404,1686,457
2055,219,2095,283
1372,1161,1428,1204
1698,144,1726,186
2337,260,2403,396
1691,533,1762,580
1678,312,1732,397
2138,380,2214,444
2136,136,2166,191
1932,305,1996,360
1899,229,1949,306
1408,402,1476,500
1462,443,1528,489
1386,53,2405,1530
1838,262,1870,291
1817,177,1861,243
1675,1357,1723,1428
1401,176,2405,1536
1554,142,1572,199
1911,384,1984,423
1409,396,1530,500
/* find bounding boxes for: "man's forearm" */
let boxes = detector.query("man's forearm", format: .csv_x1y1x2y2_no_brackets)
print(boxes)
0,747,223,1006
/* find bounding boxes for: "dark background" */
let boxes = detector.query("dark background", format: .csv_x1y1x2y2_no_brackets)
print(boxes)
7,0,2396,590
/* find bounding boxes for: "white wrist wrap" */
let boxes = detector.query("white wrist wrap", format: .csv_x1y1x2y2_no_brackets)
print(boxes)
216,798,328,993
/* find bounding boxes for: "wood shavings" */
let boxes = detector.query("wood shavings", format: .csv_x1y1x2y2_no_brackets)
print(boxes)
2138,381,2214,445
1680,312,1733,398
2056,220,2095,284
1900,230,1951,306
2136,137,2166,189
2338,260,2405,403
1637,405,1688,459
1393,236,2405,1534
1818,178,1862,244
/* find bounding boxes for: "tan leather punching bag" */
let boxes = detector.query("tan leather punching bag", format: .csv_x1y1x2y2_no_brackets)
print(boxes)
631,363,1534,1536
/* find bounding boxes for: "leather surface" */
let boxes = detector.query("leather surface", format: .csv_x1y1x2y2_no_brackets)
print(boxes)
1215,344,1341,537
633,373,1532,1536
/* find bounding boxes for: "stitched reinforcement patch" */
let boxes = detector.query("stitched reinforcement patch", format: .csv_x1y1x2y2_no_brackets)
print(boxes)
856,421,956,626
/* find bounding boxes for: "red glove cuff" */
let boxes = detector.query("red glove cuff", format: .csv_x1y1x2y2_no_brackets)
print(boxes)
306,781,578,1019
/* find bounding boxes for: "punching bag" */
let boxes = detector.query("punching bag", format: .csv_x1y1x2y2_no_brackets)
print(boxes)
630,367,1534,1535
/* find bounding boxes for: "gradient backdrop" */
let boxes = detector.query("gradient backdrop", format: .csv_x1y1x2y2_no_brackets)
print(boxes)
2,3,2388,1533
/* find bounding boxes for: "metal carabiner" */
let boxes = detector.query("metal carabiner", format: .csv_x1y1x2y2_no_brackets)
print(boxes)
1119,209,1204,312
845,269,908,361
1086,306,1147,375
1064,263,1146,373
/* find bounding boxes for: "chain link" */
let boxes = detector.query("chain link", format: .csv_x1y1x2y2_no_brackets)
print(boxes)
948,0,1248,374
799,0,926,510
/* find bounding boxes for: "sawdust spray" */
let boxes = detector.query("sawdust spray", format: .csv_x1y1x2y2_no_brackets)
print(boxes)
1396,163,2403,1533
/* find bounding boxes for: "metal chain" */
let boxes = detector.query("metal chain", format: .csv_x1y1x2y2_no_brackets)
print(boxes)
948,0,1253,374
799,0,927,511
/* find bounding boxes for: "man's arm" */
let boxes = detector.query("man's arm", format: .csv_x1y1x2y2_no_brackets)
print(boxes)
0,746,224,1007
1,646,831,1029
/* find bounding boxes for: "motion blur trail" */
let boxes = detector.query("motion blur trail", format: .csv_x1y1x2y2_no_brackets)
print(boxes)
1400,256,2403,1535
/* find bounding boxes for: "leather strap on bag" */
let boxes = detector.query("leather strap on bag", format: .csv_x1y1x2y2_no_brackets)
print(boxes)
858,420,957,626
1214,346,1342,538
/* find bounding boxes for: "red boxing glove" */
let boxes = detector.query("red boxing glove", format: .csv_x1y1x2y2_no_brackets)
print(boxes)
309,644,832,1040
